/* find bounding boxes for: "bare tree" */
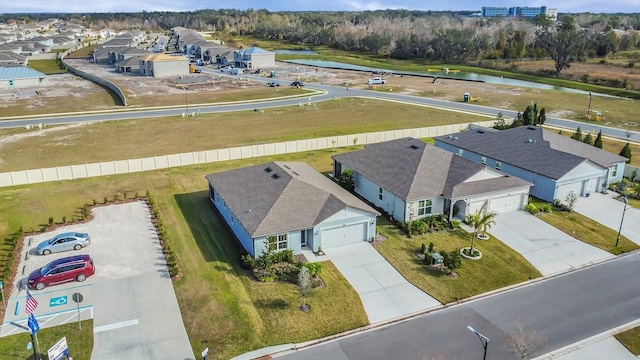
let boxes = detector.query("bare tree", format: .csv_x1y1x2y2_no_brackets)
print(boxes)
504,320,547,359
298,266,312,311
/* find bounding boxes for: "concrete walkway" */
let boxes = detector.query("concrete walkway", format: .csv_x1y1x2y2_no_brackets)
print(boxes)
490,211,613,276
324,243,441,324
573,192,640,245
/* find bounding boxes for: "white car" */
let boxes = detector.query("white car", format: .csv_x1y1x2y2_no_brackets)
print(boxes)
368,77,386,85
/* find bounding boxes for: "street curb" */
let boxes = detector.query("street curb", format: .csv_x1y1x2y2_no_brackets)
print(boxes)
532,318,640,359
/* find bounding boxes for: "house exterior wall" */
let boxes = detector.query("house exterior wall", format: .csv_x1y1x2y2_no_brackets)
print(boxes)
149,60,188,77
405,197,446,222
249,53,275,68
353,171,406,220
209,185,255,257
555,161,605,200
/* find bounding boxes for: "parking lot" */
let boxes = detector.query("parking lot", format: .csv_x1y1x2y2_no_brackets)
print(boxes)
0,201,195,359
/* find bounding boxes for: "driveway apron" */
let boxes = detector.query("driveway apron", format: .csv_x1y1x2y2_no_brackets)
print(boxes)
490,211,613,277
573,192,640,245
324,243,441,324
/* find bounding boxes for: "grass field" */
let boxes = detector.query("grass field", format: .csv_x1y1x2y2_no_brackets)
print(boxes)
616,326,640,356
529,198,639,255
0,320,93,360
64,44,99,59
374,218,541,303
0,98,489,172
27,59,67,75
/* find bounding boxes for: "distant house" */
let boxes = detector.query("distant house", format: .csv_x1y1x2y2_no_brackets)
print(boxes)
206,162,380,258
233,47,275,69
100,28,116,38
332,138,532,221
0,65,46,88
138,53,188,77
434,126,628,202
115,56,142,73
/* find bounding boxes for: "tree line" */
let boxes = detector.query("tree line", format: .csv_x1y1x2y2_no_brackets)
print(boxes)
3,10,640,77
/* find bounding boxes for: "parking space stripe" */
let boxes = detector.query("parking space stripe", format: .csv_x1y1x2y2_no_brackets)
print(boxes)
94,319,139,333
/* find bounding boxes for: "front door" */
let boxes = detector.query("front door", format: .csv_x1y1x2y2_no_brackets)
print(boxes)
301,230,306,246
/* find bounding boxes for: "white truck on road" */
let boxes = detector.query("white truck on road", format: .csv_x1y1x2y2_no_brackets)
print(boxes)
368,77,386,85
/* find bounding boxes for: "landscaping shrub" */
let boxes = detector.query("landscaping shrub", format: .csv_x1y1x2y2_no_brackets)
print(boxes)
304,262,323,277
443,250,462,272
539,204,552,213
401,214,454,236
525,203,539,214
552,199,573,212
424,251,434,265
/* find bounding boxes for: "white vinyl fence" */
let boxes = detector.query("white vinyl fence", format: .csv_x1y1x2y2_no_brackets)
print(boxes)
0,122,494,187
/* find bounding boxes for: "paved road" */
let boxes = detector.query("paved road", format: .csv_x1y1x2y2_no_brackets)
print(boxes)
279,251,640,360
1,73,639,142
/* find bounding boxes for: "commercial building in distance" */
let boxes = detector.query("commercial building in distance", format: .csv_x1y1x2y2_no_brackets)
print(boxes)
481,6,557,20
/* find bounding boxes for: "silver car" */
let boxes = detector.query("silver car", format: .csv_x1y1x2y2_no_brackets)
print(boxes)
36,232,91,255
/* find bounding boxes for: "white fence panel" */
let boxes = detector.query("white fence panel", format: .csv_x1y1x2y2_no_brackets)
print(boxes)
11,171,29,185
57,167,73,181
204,150,219,163
228,147,242,160
167,154,182,167
275,142,287,154
0,172,13,187
128,159,143,173
100,162,116,176
180,153,195,166
26,169,44,183
114,160,129,174
217,148,230,161
86,163,102,177
71,165,88,179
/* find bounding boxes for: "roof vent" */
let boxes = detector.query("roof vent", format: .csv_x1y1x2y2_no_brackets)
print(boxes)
477,130,485,134
271,173,280,179
284,165,291,169
410,145,419,150
264,166,273,173
448,135,454,139
528,139,533,143
527,126,536,130
292,171,299,176
454,136,458,140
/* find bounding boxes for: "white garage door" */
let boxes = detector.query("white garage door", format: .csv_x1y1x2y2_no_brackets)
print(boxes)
321,222,367,249
468,199,488,216
490,194,523,213
557,181,583,201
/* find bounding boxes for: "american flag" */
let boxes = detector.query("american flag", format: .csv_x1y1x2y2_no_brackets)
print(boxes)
25,290,39,314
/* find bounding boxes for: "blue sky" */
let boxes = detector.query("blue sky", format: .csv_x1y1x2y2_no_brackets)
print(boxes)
1,0,638,14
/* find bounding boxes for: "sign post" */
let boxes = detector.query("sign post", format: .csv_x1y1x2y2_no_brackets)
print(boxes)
72,293,84,330
202,347,209,360
10,321,38,360
47,337,69,360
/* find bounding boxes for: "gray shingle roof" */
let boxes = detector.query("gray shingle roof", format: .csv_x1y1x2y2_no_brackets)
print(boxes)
435,126,627,180
205,162,379,238
0,65,45,80
332,138,530,201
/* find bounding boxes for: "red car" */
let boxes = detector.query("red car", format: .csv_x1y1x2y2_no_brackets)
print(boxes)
28,254,95,290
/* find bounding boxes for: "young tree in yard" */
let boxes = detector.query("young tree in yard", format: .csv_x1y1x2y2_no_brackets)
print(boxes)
443,250,462,273
571,127,583,141
620,143,632,164
565,191,578,211
536,15,589,78
594,130,603,148
504,319,547,359
537,108,546,125
583,132,593,146
494,112,507,130
338,169,354,191
522,105,534,126
298,266,312,311
465,203,496,255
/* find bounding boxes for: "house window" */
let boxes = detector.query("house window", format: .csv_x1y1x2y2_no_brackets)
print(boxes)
418,199,432,216
378,187,384,201
611,166,618,177
495,161,502,171
458,149,464,156
268,234,288,251
481,156,486,165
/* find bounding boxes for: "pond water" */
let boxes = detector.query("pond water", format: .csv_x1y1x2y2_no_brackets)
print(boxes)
282,59,616,98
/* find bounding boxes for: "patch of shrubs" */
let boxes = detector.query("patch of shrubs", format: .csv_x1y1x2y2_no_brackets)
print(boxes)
400,214,457,237
241,248,323,283
420,242,462,274
552,199,573,212
525,203,552,215
146,191,181,279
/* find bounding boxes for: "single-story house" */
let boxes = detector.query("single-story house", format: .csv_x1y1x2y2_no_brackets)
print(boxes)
0,65,46,88
434,126,628,202
115,56,141,73
234,46,275,69
332,138,532,222
138,53,188,77
206,161,380,258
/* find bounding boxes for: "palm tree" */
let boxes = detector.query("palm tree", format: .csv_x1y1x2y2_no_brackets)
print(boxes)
478,210,497,239
465,203,496,255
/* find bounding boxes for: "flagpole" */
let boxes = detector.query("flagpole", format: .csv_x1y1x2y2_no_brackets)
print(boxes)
34,331,41,360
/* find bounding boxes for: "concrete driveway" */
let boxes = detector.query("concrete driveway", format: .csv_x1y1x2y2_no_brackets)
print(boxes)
573,192,640,245
489,211,613,277
324,243,441,324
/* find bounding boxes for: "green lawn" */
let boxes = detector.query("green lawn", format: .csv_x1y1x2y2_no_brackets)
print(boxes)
0,98,489,172
615,326,640,356
28,59,67,75
375,218,541,304
0,320,93,360
0,149,366,359
529,198,639,254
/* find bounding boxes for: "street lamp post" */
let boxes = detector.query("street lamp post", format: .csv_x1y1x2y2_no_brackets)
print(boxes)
616,196,628,247
184,87,189,114
587,91,592,121
467,325,489,360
